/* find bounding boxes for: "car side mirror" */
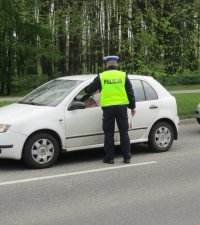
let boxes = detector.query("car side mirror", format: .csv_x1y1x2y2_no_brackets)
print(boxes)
68,101,85,110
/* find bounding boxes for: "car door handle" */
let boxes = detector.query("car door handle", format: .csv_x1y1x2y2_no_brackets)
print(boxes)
149,105,158,109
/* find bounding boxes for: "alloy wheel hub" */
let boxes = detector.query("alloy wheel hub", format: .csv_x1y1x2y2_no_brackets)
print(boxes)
155,126,171,147
31,139,54,164
38,146,48,155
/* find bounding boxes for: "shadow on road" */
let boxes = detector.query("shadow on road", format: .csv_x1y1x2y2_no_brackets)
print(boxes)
0,143,151,170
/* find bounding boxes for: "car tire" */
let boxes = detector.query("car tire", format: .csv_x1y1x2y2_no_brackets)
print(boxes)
23,133,59,169
148,121,174,153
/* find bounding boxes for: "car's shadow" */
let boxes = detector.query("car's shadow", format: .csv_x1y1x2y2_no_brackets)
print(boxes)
57,143,150,165
0,144,151,171
0,158,26,171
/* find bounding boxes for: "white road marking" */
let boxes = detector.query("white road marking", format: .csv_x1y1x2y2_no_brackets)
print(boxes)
0,161,157,187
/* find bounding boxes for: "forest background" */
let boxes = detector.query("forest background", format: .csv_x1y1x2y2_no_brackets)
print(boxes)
0,0,200,95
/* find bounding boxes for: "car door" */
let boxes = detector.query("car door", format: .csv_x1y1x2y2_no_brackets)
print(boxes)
64,88,117,150
126,79,160,141
65,106,103,149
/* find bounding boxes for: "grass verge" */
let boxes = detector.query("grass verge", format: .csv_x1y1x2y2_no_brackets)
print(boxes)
0,101,16,107
165,84,200,91
172,93,200,119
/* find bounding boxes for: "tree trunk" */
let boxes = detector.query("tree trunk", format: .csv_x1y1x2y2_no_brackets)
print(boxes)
40,0,53,77
68,0,83,75
55,0,67,74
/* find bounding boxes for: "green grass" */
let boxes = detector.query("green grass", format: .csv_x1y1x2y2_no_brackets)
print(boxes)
165,84,200,91
0,101,16,107
172,93,200,119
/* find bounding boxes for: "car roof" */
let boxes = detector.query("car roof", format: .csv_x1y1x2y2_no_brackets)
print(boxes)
58,75,97,81
57,74,154,81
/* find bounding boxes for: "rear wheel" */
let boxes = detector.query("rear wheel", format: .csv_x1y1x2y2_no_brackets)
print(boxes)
148,121,174,152
23,133,59,169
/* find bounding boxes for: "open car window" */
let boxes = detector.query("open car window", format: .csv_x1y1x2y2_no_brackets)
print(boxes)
74,89,100,108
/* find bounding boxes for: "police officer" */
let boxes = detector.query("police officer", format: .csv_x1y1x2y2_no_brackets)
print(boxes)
85,56,136,164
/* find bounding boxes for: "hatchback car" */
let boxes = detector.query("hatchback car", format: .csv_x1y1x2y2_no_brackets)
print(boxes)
0,75,179,168
195,104,200,124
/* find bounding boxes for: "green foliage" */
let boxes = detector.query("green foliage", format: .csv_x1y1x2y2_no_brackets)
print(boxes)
0,0,200,95
178,75,200,85
11,75,49,95
156,68,200,86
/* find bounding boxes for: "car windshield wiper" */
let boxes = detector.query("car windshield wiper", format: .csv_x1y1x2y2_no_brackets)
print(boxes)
18,101,45,106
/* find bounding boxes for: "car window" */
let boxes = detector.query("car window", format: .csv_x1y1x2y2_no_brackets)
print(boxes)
19,80,83,106
74,89,100,108
142,81,158,100
131,80,145,102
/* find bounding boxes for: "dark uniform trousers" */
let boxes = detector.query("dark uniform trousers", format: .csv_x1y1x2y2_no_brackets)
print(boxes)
102,106,131,160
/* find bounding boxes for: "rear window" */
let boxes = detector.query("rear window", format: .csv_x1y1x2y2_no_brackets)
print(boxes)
131,80,145,102
143,81,158,100
131,80,158,102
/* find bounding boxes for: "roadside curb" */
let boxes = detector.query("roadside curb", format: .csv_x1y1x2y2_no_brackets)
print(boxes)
179,118,196,125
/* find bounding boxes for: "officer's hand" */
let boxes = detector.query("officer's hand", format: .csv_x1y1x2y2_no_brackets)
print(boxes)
131,108,136,116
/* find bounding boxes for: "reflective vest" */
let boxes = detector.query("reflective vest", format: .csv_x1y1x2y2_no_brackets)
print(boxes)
100,70,129,107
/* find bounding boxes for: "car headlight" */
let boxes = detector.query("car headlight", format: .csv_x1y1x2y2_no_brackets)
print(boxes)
0,124,11,133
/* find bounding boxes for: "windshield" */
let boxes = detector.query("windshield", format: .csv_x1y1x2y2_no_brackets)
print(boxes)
19,79,83,106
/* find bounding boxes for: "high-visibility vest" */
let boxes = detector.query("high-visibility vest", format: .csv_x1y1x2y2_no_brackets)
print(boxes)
100,70,129,107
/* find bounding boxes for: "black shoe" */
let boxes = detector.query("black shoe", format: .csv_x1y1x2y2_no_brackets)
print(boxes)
103,158,114,164
124,158,131,163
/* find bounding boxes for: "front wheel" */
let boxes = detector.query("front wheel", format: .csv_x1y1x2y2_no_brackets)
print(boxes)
148,121,174,153
23,133,59,169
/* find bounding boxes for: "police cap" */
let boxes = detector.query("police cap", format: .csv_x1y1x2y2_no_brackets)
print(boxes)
103,55,119,62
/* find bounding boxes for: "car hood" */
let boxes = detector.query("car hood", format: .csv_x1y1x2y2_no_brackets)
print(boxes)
0,103,55,124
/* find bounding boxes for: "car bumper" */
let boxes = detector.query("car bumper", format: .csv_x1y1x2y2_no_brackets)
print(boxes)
0,130,27,160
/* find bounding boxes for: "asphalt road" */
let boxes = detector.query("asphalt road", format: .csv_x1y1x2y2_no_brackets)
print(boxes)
0,121,200,225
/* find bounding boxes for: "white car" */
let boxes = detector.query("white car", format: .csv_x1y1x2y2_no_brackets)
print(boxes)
0,75,179,169
195,104,200,124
